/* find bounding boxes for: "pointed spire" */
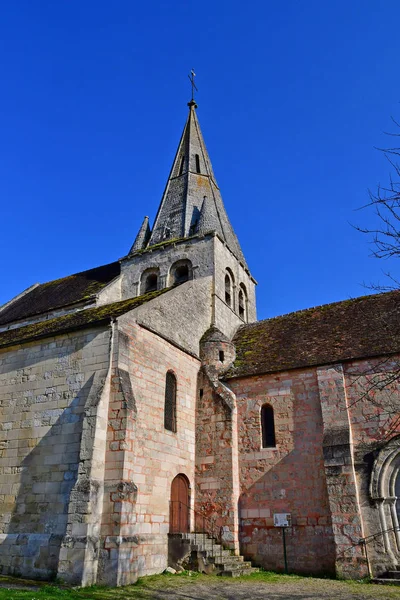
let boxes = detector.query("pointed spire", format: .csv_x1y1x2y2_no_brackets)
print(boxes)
129,216,150,254
145,101,247,266
197,195,221,236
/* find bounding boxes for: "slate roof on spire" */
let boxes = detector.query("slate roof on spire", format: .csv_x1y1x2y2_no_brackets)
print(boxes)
197,195,221,236
129,216,150,254
144,101,247,266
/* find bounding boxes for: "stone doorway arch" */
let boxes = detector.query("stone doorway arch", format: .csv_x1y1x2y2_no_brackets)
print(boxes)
370,436,400,559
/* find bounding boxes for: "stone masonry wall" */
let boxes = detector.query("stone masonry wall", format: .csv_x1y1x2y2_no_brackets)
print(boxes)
121,236,214,356
0,326,112,581
317,365,366,579
195,370,240,552
97,315,200,585
213,237,256,336
343,357,400,576
228,368,336,575
119,234,257,356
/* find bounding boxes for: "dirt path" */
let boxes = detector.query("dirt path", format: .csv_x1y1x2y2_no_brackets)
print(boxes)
132,578,400,600
1,573,400,600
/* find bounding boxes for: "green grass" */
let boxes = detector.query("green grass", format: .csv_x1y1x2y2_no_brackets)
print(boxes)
0,571,290,600
0,570,391,600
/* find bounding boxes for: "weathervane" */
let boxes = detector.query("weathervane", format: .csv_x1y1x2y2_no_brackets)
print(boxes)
188,69,198,102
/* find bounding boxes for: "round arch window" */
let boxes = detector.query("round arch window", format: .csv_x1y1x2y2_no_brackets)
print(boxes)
170,260,193,286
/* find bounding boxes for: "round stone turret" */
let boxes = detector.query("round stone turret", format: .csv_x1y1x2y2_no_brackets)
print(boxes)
200,326,236,375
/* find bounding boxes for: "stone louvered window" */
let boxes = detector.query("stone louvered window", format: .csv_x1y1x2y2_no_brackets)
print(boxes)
170,260,193,286
145,273,158,293
261,404,276,448
140,268,159,295
164,371,177,432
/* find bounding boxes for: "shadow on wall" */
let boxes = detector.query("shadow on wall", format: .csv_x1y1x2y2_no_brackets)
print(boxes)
237,381,336,576
0,376,94,580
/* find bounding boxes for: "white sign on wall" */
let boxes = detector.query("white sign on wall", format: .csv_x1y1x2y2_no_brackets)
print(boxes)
273,513,291,528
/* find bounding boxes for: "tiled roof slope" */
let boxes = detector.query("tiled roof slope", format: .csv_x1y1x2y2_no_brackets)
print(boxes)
0,261,120,326
227,290,400,379
0,288,169,349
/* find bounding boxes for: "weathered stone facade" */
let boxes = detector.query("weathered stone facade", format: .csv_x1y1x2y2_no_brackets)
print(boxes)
0,98,400,585
0,326,112,581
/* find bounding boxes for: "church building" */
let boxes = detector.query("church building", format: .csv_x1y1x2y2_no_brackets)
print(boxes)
0,95,400,585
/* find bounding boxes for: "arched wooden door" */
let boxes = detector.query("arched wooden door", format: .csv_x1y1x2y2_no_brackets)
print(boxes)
170,474,190,533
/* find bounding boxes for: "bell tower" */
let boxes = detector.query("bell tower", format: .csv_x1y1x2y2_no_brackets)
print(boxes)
119,97,256,355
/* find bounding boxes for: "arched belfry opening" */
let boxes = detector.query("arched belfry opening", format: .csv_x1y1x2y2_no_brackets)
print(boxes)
169,474,190,533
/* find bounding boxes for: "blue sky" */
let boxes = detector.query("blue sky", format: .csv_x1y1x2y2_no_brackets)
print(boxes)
1,0,400,320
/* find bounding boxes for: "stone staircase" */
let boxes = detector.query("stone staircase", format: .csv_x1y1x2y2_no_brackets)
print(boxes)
373,567,400,586
168,533,258,577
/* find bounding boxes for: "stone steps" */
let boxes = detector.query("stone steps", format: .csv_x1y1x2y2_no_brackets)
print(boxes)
170,532,258,576
373,568,400,585
214,560,255,577
372,578,400,586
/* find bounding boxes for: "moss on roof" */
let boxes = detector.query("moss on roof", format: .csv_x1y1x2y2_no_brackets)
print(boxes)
0,261,121,326
227,290,400,379
0,287,170,350
128,234,205,256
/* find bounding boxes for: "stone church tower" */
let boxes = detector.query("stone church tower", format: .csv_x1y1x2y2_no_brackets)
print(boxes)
116,98,256,355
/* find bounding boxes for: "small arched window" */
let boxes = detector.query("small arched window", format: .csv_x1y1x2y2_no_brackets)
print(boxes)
195,154,201,173
238,284,248,321
145,274,158,293
261,404,276,448
225,269,234,307
164,371,177,432
140,268,159,295
170,260,193,286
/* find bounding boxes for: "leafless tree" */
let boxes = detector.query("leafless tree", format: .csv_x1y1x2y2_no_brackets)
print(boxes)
350,118,400,441
356,117,400,290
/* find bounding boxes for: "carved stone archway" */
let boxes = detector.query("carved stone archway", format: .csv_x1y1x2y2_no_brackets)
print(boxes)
370,436,400,559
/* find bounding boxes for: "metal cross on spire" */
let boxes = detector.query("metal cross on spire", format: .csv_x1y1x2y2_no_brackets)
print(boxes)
188,69,198,102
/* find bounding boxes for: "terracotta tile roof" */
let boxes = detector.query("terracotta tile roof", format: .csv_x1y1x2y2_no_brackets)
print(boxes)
227,290,400,379
0,261,121,326
0,288,169,349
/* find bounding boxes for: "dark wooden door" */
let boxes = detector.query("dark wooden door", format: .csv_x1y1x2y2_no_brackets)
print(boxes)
170,475,189,533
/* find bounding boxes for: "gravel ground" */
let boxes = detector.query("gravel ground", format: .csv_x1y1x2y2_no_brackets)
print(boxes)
1,574,400,600
132,577,400,600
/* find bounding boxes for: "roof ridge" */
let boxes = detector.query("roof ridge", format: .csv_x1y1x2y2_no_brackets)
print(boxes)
0,287,171,349
241,289,400,330
229,288,400,380
36,259,121,287
0,260,122,327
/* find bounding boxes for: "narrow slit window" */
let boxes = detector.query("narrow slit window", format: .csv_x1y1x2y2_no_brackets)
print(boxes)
219,350,225,362
195,154,201,173
225,273,232,306
164,372,177,432
238,284,248,321
179,156,185,176
261,404,276,448
238,290,245,318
